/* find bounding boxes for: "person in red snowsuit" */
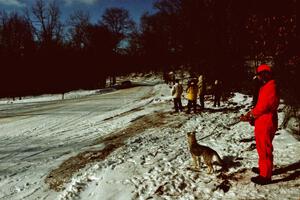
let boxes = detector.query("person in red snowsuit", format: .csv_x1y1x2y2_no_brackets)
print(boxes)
241,64,279,185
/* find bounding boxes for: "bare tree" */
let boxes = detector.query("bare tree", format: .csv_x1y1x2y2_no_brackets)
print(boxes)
100,7,135,43
68,10,91,49
31,0,63,46
0,11,34,57
99,7,135,85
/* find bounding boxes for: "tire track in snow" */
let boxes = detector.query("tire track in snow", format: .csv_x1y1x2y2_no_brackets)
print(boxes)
0,87,154,156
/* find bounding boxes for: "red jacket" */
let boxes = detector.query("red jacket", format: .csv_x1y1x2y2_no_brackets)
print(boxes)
251,80,279,130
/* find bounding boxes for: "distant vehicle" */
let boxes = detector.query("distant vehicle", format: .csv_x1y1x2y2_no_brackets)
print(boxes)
112,80,132,89
121,80,132,88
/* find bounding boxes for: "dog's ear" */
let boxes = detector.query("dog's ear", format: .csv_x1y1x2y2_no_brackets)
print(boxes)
187,132,194,137
187,131,195,137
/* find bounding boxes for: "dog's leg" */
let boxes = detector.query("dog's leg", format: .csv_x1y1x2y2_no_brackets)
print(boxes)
208,165,214,174
204,158,214,174
197,156,201,169
206,163,214,174
192,155,199,169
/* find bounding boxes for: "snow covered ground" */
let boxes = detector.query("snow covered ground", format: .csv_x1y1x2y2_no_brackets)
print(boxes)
0,74,299,200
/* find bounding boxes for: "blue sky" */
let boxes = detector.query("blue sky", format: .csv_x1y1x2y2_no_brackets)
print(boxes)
0,0,156,24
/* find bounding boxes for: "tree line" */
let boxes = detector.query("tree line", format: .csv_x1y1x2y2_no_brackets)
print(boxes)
0,0,298,104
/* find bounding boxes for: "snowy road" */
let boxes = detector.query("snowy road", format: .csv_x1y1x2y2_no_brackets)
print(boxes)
0,85,156,200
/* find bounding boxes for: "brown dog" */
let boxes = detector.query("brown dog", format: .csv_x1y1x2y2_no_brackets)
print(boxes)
187,131,223,173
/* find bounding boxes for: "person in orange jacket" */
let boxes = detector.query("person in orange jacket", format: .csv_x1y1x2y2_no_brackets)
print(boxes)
186,79,198,114
241,64,279,185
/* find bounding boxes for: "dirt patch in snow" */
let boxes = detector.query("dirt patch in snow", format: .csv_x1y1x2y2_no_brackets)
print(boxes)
45,110,189,191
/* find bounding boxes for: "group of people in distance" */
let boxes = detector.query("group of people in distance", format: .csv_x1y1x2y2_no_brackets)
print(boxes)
170,73,222,114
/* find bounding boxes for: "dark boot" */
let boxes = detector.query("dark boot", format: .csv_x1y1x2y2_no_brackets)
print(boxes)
251,176,271,185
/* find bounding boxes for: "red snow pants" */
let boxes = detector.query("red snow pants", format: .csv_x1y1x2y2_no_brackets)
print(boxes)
254,115,277,179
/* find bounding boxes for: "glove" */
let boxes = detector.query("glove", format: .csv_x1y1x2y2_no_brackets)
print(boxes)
240,111,253,122
240,112,255,126
240,114,248,122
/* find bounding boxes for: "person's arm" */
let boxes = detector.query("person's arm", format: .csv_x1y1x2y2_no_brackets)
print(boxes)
171,85,176,96
251,82,278,119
